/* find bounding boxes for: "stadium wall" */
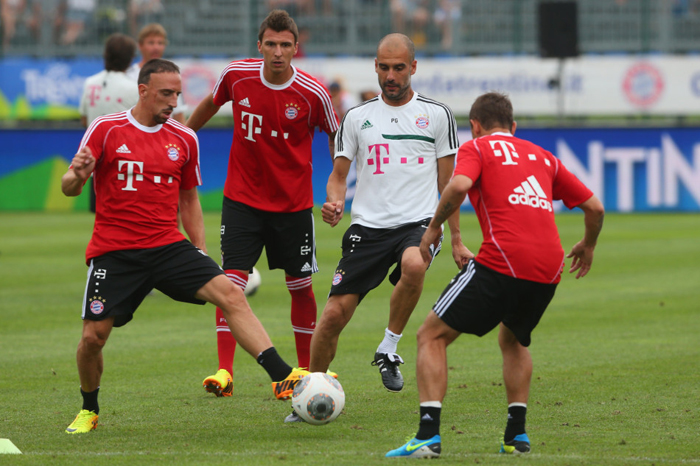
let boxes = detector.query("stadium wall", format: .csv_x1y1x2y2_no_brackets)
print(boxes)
2,56,700,119
1,127,698,213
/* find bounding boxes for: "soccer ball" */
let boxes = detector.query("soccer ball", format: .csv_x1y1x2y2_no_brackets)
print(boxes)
244,267,261,297
292,372,345,425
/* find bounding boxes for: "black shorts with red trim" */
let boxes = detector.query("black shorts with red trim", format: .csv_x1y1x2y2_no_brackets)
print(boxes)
82,240,224,327
220,197,317,277
328,219,442,303
433,260,557,347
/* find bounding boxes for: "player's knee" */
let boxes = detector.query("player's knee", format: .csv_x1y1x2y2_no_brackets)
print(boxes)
318,301,351,334
80,330,108,351
400,257,427,284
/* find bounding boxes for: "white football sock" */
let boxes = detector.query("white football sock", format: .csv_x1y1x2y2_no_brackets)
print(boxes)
377,328,402,354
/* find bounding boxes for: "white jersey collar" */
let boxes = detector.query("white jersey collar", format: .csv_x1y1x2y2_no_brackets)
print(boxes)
378,90,419,109
260,62,297,90
127,108,163,133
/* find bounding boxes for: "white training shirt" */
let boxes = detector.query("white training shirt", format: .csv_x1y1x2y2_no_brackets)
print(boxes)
79,70,139,126
335,92,459,229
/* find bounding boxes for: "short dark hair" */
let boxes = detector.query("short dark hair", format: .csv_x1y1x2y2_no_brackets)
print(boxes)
104,33,136,72
258,9,299,44
138,58,180,85
469,92,514,131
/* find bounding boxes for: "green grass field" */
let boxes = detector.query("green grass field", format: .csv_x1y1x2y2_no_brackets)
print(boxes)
0,211,698,465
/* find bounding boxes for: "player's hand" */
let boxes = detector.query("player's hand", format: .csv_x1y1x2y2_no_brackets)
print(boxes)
322,200,344,227
566,240,595,279
419,225,442,264
71,146,95,180
451,241,474,269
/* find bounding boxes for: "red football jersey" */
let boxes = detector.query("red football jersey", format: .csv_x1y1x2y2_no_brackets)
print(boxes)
212,59,339,212
78,110,202,262
455,132,593,284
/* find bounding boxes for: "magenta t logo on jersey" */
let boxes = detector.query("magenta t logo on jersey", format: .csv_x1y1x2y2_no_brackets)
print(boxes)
367,144,389,175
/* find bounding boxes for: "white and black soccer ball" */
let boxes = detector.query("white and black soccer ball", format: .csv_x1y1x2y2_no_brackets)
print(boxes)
292,372,345,425
244,267,261,297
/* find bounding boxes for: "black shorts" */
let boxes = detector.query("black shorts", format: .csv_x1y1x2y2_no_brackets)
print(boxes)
433,260,557,347
220,197,317,277
329,219,442,303
82,240,225,327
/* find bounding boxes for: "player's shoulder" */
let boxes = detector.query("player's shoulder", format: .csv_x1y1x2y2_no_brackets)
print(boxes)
292,67,333,99
164,118,199,143
342,96,380,121
221,58,262,76
415,93,455,117
90,111,130,128
83,70,107,85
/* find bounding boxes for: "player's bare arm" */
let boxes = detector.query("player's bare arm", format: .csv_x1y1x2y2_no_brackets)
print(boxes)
186,94,221,132
327,131,336,161
420,174,473,264
323,156,351,227
61,146,95,196
567,194,605,279
437,155,474,268
179,187,208,253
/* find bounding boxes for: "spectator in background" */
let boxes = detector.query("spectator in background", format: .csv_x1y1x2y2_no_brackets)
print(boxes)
126,23,187,123
265,0,315,16
57,0,95,46
329,79,358,120
390,0,429,48
1,0,25,50
128,0,163,36
434,0,461,51
360,89,379,102
78,33,138,213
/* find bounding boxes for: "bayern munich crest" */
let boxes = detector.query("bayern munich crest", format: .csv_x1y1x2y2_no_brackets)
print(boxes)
165,143,181,161
332,272,343,285
90,298,105,315
415,114,429,129
285,103,300,119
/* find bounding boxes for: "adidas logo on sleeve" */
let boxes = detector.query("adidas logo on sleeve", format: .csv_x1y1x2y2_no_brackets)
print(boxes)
508,175,552,211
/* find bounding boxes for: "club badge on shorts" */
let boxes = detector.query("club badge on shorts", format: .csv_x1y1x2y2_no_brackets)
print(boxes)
89,296,106,315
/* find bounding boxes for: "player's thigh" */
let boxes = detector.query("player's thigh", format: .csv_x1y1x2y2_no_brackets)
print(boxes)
82,252,154,328
328,224,397,301
501,280,557,347
220,198,265,270
389,219,440,285
432,261,507,337
152,240,226,304
264,208,316,277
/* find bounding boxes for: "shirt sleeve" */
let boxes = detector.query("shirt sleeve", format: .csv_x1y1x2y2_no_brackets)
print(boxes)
432,103,460,158
317,85,340,135
180,132,202,190
552,156,594,209
333,109,358,161
78,118,106,163
212,64,233,107
453,139,482,183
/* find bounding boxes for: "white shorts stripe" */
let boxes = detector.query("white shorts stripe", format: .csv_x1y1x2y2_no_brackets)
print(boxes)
434,261,476,317
81,260,95,320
